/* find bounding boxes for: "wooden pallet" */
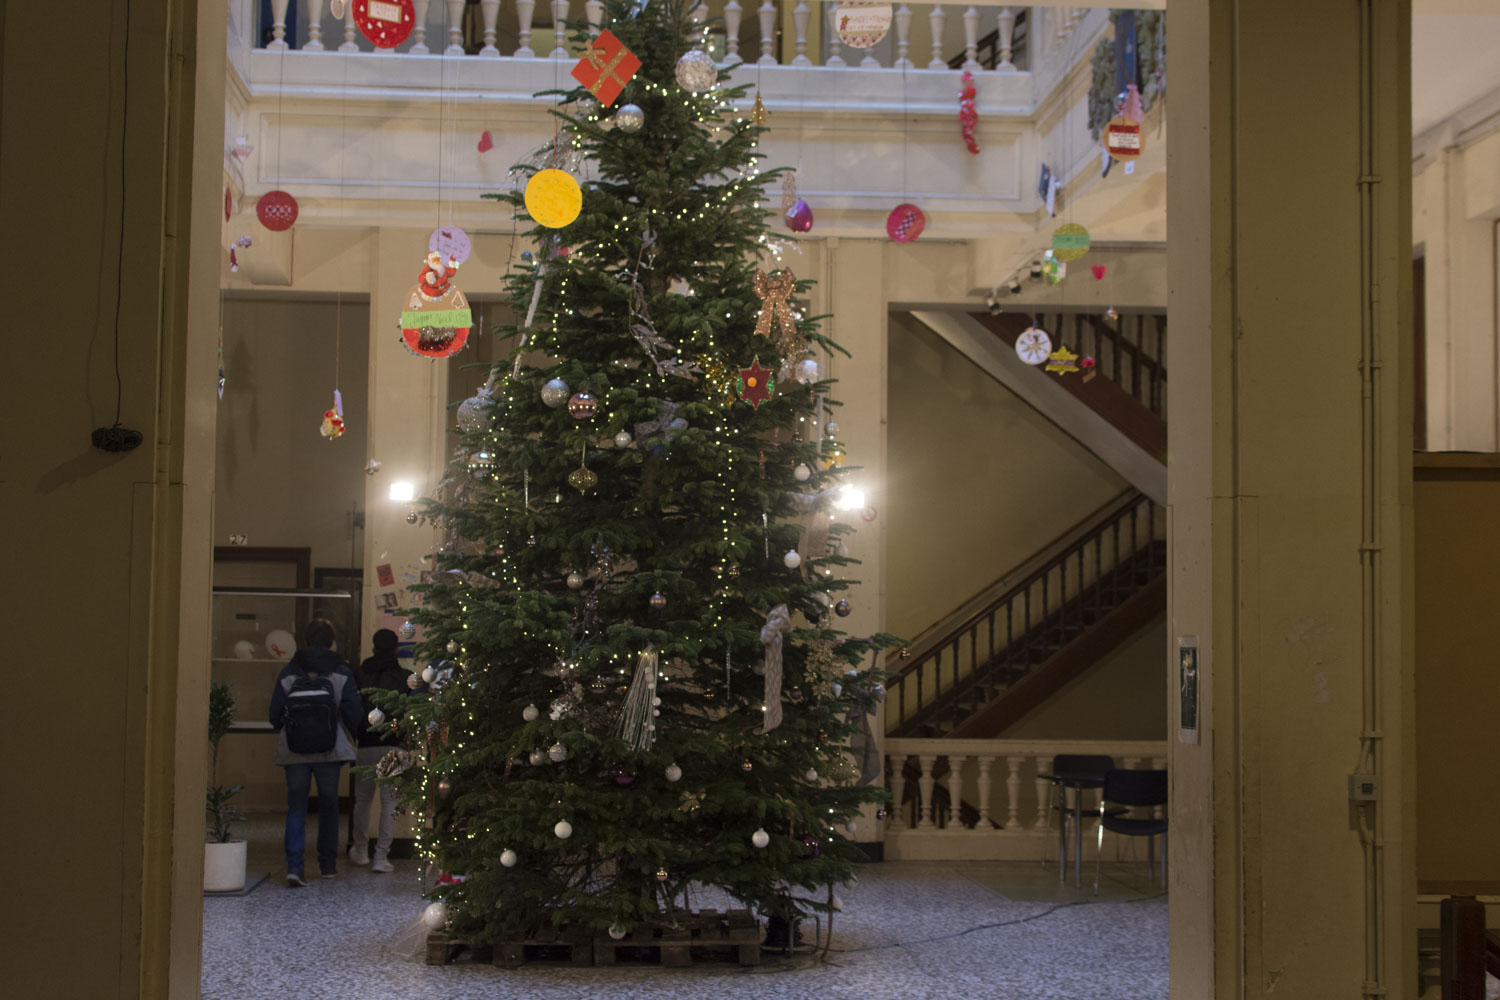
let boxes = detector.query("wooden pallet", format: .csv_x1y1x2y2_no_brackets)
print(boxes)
493,924,594,969
592,908,761,968
425,931,494,966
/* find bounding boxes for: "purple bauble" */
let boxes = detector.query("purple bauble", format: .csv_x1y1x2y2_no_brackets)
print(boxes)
785,198,813,233
610,765,635,786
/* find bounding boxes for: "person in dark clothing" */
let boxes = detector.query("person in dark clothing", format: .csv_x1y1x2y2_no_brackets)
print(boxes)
267,618,362,886
348,628,414,872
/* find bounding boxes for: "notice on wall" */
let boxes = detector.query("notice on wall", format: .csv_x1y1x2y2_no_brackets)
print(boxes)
376,562,395,588
1177,635,1200,744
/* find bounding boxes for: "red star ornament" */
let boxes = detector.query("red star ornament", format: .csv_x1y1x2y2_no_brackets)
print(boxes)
737,357,775,408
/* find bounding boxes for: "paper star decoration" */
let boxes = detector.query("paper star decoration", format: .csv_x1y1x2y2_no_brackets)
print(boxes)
1045,345,1080,375
737,357,775,408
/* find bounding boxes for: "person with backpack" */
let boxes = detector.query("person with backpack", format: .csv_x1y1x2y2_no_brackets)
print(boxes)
267,618,363,887
349,627,418,873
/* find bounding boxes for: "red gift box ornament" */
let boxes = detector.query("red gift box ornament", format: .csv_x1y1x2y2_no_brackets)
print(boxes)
570,31,642,107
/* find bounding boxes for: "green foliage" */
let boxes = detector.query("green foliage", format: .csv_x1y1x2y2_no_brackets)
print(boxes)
1087,10,1167,141
206,680,245,844
378,0,897,945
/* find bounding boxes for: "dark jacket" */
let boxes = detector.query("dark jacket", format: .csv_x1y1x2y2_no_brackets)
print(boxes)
268,645,363,764
355,649,415,748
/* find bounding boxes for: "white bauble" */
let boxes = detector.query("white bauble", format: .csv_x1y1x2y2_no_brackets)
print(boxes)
674,50,718,92
751,828,771,849
805,769,819,782
831,895,844,912
367,707,386,727
529,750,547,766
793,464,811,482
784,550,802,569
664,763,682,783
422,901,448,929
845,820,858,835
554,819,573,839
608,923,628,940
830,682,843,697
421,665,437,683
233,640,256,660
566,571,585,590
548,742,568,763
613,430,633,448
500,849,518,868
522,704,540,722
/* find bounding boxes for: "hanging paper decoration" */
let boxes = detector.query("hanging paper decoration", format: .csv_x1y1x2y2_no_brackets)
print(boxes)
428,225,472,265
224,187,232,223
1045,346,1080,376
1015,327,1052,365
737,357,775,408
1122,83,1145,124
399,252,472,359
524,169,582,229
1081,356,1098,382
320,390,346,439
958,71,980,155
1051,222,1091,263
886,203,925,243
1091,264,1108,280
613,646,659,750
753,269,800,357
570,30,642,106
835,2,894,48
1105,116,1144,160
353,0,415,48
256,191,298,232
477,130,493,152
756,605,793,733
1041,250,1065,284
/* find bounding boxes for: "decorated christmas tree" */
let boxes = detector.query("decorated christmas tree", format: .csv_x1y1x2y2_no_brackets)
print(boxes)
379,0,896,947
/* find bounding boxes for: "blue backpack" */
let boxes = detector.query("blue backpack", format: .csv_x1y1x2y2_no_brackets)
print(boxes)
282,672,338,753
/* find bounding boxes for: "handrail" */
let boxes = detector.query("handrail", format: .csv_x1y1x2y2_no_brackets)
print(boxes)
1031,311,1169,418
888,491,1164,736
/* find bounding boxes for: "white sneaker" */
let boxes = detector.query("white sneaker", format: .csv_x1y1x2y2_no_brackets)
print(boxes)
349,845,370,866
371,858,394,873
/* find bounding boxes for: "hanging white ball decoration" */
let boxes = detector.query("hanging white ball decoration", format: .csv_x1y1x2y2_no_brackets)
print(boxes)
367,707,385,726
500,848,518,868
455,386,495,431
664,763,682,782
613,430,633,448
529,750,547,766
422,901,449,929
751,828,771,849
805,769,819,782
608,922,628,940
406,672,423,690
541,378,570,408
548,742,568,763
794,464,811,482
421,665,437,683
566,571,585,590
554,819,574,839
615,103,645,133
845,820,858,835
796,358,821,383
830,682,843,697
784,550,802,569
522,704,539,722
446,639,459,654
674,50,718,93
825,421,840,436
831,895,844,912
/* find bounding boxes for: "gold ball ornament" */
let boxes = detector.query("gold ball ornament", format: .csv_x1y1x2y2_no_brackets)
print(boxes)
655,867,669,882
524,169,582,229
567,466,598,492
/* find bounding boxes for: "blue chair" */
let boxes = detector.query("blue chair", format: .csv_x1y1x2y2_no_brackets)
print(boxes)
1093,768,1168,892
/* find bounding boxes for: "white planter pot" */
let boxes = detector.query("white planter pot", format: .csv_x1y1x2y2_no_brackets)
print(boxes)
204,839,247,893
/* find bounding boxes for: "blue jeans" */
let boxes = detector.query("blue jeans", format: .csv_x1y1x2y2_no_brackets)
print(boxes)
283,761,345,874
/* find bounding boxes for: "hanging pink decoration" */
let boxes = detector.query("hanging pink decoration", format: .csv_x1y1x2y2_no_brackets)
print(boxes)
256,190,298,232
1091,264,1107,280
353,0,415,48
958,72,980,155
1123,83,1145,124
785,198,813,233
886,204,925,243
477,131,494,153
399,252,472,359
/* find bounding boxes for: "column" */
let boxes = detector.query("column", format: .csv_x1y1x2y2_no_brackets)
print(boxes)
916,754,937,829
1032,754,1051,831
887,754,908,830
947,755,966,828
1005,755,1022,829
1167,2,1413,997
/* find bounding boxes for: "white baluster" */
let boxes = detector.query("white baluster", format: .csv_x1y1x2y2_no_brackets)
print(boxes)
478,0,500,54
791,2,811,65
585,0,603,37
947,755,966,829
962,6,980,72
1005,755,1023,829
1032,754,1051,831
975,755,995,829
445,0,465,54
893,4,913,69
757,0,777,65
996,6,1015,69
723,0,742,61
887,754,908,831
927,4,946,69
551,0,570,57
267,0,290,49
688,0,706,43
825,3,845,67
339,2,358,51
916,754,937,829
409,0,431,53
304,0,326,50
515,0,536,57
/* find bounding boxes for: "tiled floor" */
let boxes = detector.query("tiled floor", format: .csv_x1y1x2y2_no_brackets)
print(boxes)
204,813,1168,1000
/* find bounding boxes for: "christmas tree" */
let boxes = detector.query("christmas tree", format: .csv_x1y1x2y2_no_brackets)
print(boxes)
380,0,897,947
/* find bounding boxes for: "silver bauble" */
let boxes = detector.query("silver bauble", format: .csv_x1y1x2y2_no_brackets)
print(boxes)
614,430,633,448
674,50,718,93
400,621,417,639
825,420,840,436
615,103,645,133
529,750,547,765
664,763,682,782
548,742,568,763
541,378,570,408
446,639,459,654
405,510,419,524
567,571,586,590
367,707,385,726
455,386,494,431
522,704,540,722
835,600,851,617
649,592,667,610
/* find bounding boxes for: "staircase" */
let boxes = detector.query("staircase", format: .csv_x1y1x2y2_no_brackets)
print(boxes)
888,490,1166,739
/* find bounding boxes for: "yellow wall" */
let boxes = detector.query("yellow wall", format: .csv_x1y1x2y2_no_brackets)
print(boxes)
885,311,1127,641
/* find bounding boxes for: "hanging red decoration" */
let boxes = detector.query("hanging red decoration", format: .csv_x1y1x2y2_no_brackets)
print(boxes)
399,252,472,359
353,0,415,48
256,190,298,232
570,30,642,106
958,71,980,155
886,203,925,243
736,357,775,408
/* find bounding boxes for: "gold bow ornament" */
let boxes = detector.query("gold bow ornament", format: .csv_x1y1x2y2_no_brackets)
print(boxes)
753,269,801,358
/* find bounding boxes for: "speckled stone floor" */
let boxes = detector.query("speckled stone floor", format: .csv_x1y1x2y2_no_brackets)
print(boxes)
203,813,1168,1000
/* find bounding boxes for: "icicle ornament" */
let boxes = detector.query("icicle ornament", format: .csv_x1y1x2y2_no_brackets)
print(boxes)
613,646,659,751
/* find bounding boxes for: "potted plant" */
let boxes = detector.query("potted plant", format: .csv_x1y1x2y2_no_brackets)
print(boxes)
204,680,247,892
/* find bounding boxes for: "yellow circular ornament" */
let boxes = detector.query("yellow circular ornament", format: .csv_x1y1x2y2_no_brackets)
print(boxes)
1051,222,1091,263
524,169,582,229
